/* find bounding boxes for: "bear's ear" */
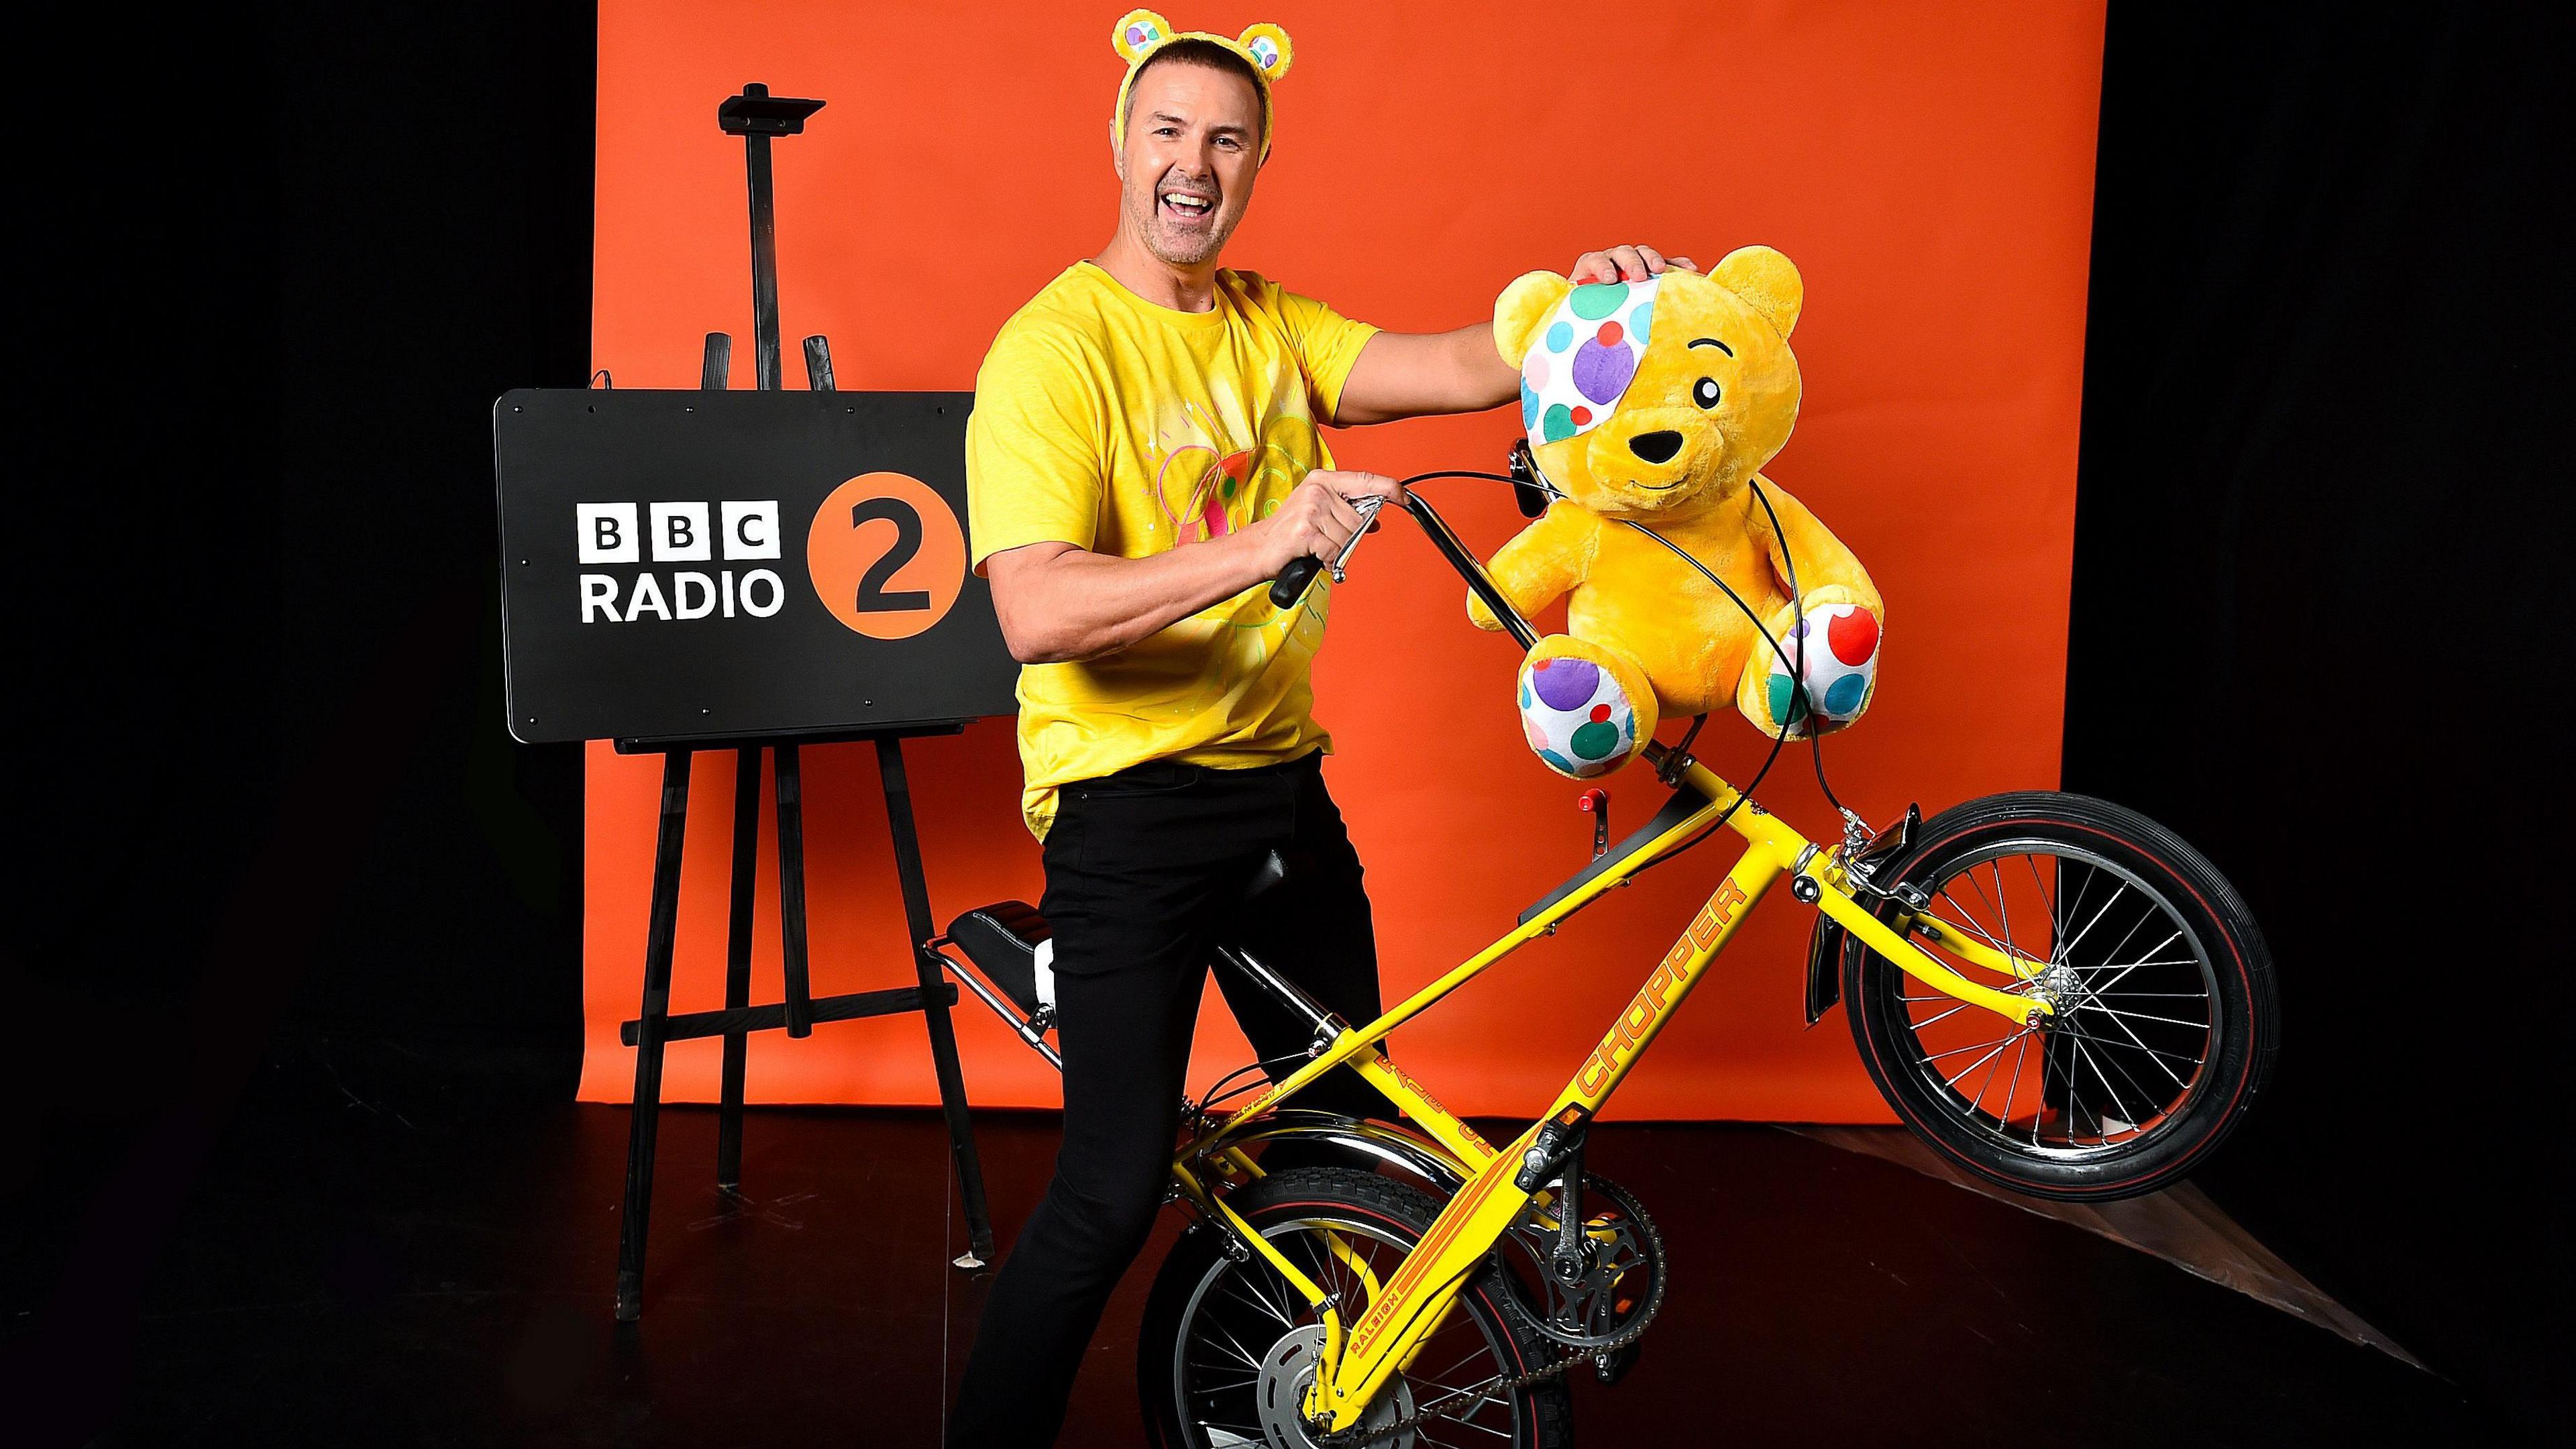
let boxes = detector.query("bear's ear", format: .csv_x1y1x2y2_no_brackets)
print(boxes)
1114,9,1172,63
1713,246,1804,338
1494,272,1572,368
1237,23,1293,81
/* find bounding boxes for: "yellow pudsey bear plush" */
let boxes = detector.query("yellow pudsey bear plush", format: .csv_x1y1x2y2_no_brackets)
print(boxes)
1470,247,1886,778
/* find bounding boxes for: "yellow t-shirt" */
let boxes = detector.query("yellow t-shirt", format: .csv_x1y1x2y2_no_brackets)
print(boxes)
966,262,1380,838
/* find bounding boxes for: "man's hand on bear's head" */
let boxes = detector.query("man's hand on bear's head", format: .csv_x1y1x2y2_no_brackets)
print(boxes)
1569,244,1698,285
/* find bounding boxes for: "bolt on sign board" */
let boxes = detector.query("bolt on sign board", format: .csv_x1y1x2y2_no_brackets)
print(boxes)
494,388,1017,743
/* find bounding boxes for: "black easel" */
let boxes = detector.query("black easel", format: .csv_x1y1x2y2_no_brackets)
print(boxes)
610,83,994,1322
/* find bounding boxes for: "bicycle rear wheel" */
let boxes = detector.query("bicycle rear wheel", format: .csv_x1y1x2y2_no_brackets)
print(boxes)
1138,1167,1573,1448
1841,791,2278,1200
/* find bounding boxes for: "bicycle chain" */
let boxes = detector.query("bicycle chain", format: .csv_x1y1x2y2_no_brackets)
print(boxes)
1314,1287,1660,1448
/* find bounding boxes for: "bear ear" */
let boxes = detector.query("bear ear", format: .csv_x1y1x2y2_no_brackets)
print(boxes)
1237,23,1293,81
1113,9,1172,63
1494,271,1572,368
1712,246,1804,337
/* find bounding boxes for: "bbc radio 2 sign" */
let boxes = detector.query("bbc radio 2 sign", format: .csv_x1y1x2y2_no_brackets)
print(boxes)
568,478,964,637
493,389,1016,745
572,499,794,623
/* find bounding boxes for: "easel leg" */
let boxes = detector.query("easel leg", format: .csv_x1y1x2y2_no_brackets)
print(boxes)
616,750,694,1322
716,746,761,1193
775,743,815,1036
875,737,996,1267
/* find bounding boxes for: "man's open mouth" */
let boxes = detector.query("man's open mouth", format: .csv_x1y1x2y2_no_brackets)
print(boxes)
1159,190,1216,223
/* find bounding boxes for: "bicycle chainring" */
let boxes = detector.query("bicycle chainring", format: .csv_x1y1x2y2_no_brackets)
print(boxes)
1501,1172,1668,1350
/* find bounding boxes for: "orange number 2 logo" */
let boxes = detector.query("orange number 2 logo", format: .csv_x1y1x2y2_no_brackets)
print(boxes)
805,472,967,640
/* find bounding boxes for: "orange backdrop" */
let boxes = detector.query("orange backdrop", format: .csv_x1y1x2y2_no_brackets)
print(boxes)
581,0,2106,1122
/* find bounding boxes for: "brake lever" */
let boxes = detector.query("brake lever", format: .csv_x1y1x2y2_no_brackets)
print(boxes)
1327,493,1387,584
1268,492,1390,610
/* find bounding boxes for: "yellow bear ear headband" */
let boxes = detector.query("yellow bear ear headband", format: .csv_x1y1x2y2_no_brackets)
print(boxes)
1112,10,1293,161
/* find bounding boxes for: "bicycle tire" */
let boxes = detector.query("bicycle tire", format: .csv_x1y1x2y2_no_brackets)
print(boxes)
1138,1167,1574,1448
1841,791,2279,1200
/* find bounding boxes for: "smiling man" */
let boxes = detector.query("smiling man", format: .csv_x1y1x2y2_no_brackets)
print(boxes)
950,16,1690,1444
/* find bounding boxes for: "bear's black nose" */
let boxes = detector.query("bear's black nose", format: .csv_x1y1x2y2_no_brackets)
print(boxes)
1627,430,1683,464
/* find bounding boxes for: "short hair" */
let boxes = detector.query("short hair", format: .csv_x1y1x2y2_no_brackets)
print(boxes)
1122,37,1266,145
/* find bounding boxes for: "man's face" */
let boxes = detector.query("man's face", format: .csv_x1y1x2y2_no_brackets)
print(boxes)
1116,60,1263,269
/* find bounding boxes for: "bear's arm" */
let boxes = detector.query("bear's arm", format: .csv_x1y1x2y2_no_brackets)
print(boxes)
1468,500,1597,631
1752,476,1882,616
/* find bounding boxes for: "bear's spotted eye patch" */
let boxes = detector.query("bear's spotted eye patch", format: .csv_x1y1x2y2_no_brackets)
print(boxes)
1693,377,1722,410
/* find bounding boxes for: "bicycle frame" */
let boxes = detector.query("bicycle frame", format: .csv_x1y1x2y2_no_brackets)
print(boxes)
1159,488,2062,1432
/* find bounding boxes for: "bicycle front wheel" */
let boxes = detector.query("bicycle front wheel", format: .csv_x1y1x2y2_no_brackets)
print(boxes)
1842,791,2279,1200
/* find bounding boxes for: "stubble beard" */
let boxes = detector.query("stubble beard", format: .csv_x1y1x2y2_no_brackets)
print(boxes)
1125,173,1236,270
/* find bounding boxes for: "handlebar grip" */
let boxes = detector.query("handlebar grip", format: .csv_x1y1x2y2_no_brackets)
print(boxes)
1270,555,1324,610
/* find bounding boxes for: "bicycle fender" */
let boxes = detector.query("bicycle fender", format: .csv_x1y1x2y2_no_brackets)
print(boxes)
1226,1111,1472,1195
1804,914,1845,1025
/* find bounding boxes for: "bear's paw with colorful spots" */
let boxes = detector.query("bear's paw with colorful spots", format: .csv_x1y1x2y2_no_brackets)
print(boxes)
1515,636,1659,780
1758,601,1882,739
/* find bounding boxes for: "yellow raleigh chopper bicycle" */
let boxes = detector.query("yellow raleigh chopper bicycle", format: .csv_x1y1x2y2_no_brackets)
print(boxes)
934,455,2280,1448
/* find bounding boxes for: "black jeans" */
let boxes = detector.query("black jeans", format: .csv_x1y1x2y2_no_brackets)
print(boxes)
947,749,1392,1448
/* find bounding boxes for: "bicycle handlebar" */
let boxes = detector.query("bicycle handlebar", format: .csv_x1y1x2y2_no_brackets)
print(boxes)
1265,486,1542,652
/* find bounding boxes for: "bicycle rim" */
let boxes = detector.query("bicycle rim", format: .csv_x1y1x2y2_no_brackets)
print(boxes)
1888,839,2222,1162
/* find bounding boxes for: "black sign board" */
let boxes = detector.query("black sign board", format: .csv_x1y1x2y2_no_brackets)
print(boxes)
493,388,1018,744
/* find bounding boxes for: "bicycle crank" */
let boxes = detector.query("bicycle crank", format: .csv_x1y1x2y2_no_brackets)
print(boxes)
1502,1171,1669,1352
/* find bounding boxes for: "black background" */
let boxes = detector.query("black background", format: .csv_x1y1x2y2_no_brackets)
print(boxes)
10,1,2567,1440
2065,5,2569,1436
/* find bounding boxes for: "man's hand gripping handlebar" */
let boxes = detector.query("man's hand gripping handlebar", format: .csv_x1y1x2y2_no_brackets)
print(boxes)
1256,470,1403,609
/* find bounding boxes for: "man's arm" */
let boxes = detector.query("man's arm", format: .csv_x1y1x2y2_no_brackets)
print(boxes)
986,470,1403,664
1332,245,1696,426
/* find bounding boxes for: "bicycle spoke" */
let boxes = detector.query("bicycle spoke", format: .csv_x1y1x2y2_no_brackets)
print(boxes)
1943,1028,2031,1091
1414,1344,1493,1395
1924,1031,2023,1063
2067,1034,2142,1139
2045,1024,2204,1066
2083,1028,2178,1133
2078,1002,2211,1033
1967,1022,2022,1114
2076,957,2198,979
1998,1028,2032,1134
2033,1041,2056,1146
1224,1275,1297,1333
2075,1002,2192,1091
1412,1371,1507,1411
1187,1366,1260,1393
1195,1323,1265,1373
2051,881,2131,967
1421,1411,1512,1442
2077,929,2186,999
2027,853,2060,953
1931,886,2018,960
2057,859,2094,951
1986,859,2021,970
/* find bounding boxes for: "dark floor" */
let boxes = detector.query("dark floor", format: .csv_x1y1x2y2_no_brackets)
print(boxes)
18,1045,2519,1448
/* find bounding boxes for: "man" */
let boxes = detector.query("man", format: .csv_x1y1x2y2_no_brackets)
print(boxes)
951,17,1691,1444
